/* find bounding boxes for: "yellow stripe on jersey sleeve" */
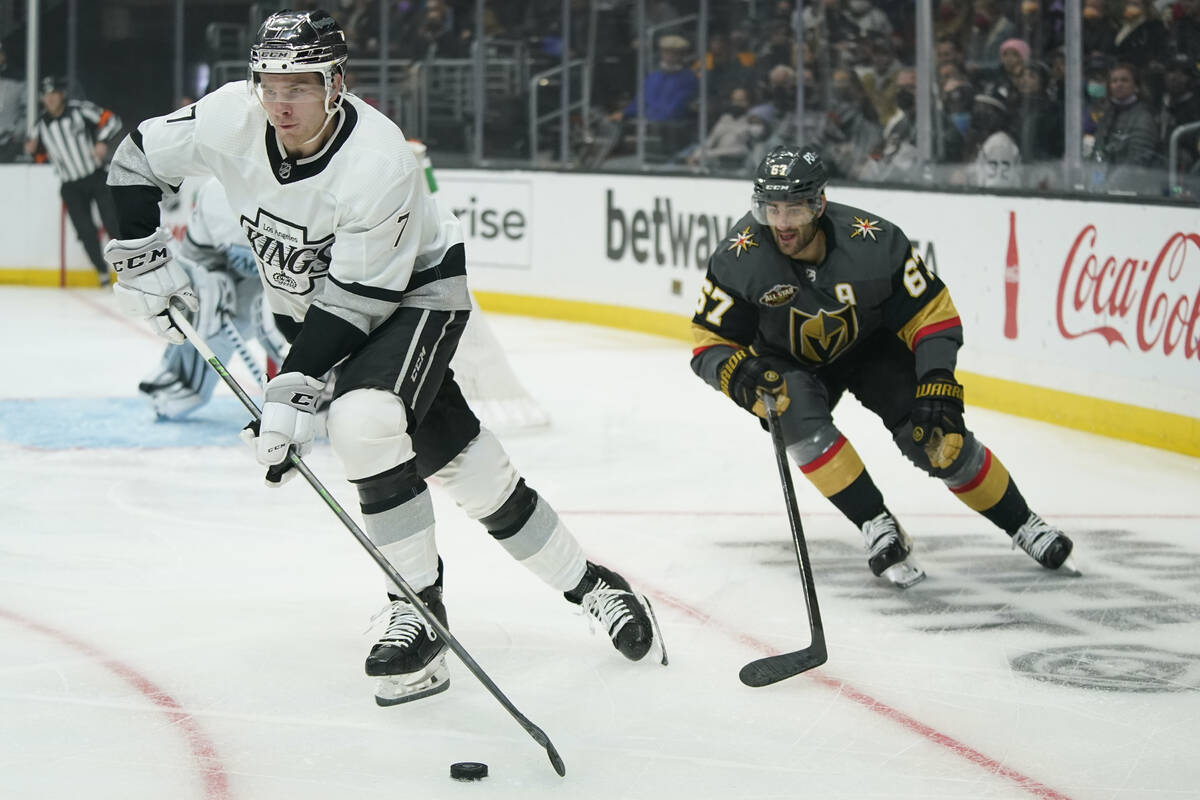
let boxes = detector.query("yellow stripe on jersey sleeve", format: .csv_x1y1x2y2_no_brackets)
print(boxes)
894,287,960,351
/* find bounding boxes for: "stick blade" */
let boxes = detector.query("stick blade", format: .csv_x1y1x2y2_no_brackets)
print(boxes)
739,642,828,687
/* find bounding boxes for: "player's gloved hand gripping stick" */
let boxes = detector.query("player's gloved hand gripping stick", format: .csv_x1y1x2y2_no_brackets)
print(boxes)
166,298,567,778
739,392,828,686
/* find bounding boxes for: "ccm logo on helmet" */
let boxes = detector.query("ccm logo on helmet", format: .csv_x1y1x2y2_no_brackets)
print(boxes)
112,247,170,273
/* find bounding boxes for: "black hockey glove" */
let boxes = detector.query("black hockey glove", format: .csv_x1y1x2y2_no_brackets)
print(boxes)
719,348,790,419
911,369,965,469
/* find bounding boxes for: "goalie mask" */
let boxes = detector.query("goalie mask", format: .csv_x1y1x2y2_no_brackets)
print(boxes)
751,145,828,227
249,9,349,143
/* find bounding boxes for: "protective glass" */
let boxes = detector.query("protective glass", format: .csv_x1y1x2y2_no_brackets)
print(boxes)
751,197,821,227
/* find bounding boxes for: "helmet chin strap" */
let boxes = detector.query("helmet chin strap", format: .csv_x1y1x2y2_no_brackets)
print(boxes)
297,77,344,149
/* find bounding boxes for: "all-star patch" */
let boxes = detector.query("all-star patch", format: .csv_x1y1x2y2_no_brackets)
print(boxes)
726,226,759,257
849,216,882,240
760,283,800,306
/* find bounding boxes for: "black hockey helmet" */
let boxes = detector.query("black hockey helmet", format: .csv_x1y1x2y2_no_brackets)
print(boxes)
250,9,348,77
751,145,828,225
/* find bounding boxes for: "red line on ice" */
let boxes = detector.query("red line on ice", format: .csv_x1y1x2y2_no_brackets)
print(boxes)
0,606,232,800
645,590,1073,800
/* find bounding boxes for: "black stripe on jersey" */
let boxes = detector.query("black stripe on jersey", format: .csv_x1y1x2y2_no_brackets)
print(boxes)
265,101,358,185
111,184,164,238
325,243,468,303
279,304,368,379
273,314,302,344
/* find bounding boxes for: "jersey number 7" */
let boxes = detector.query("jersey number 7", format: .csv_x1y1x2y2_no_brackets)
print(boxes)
696,279,735,326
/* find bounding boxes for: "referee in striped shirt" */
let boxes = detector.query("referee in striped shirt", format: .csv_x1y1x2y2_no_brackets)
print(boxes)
24,76,123,285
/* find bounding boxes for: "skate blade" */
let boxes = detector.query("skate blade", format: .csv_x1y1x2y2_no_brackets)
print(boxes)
882,559,927,589
374,656,450,707
1054,555,1082,577
639,593,669,667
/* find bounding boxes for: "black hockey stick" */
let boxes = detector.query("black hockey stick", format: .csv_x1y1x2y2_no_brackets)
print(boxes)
738,393,828,687
167,300,567,777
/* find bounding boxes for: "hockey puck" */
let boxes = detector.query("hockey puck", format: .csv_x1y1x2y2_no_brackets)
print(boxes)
450,762,488,781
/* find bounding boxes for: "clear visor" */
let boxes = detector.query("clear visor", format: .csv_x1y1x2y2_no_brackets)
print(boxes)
751,197,822,227
251,72,331,104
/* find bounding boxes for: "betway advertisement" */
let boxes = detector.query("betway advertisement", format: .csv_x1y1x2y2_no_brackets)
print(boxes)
438,170,1199,419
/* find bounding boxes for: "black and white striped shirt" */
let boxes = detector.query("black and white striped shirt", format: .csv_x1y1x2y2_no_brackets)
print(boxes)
32,99,122,183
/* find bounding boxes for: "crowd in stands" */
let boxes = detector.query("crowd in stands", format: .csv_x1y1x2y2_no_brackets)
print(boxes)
3,0,1200,198
580,0,1200,195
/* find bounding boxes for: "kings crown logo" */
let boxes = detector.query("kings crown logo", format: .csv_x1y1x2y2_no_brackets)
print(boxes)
240,209,333,295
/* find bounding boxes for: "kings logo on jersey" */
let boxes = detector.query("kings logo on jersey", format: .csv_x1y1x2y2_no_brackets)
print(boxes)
241,209,334,295
789,304,859,364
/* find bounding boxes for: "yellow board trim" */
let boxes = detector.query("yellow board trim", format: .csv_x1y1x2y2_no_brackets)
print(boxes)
0,268,104,288
472,290,1200,458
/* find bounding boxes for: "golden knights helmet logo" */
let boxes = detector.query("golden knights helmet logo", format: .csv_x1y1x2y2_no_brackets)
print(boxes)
240,209,333,295
789,304,859,364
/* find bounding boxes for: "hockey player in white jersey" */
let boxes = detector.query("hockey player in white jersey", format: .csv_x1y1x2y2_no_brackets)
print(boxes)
138,177,287,419
104,8,663,705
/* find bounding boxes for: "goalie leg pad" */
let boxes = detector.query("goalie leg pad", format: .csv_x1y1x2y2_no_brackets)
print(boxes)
327,389,415,481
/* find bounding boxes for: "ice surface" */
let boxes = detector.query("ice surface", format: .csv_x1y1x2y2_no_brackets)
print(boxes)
2,286,1198,800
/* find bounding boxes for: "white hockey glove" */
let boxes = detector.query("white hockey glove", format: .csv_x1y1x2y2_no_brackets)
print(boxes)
106,227,198,344
240,371,324,487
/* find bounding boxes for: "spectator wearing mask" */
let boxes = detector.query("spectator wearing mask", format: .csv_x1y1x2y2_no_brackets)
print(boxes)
1159,52,1200,173
818,67,884,179
686,86,757,168
965,0,1018,77
23,76,122,285
938,74,973,162
1091,62,1163,191
1015,61,1064,160
1113,0,1168,70
1083,55,1112,141
967,91,1022,187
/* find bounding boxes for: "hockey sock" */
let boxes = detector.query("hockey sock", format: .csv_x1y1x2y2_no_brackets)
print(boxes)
352,460,439,593
945,447,1029,533
480,480,586,591
794,434,886,528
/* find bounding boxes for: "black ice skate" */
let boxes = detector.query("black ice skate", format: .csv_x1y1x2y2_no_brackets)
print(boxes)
861,511,926,588
365,585,450,706
565,562,667,665
1011,512,1080,575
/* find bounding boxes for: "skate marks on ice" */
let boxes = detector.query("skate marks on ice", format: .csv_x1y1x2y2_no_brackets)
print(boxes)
721,526,1200,693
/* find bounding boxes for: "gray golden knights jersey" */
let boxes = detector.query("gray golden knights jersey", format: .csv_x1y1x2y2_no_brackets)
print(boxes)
109,80,470,344
691,201,963,388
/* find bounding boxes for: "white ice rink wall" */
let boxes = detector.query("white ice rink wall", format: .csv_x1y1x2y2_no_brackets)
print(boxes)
2,162,1197,455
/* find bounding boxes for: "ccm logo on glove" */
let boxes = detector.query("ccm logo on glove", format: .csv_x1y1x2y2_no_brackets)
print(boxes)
111,245,171,275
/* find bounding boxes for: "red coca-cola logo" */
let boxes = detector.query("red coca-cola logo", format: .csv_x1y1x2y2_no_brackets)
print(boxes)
1057,225,1200,360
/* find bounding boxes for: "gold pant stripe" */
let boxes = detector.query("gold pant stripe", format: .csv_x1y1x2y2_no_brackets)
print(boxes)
800,436,866,497
949,449,1011,511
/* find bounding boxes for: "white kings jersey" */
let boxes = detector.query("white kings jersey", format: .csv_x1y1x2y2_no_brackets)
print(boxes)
109,80,470,376
181,178,244,264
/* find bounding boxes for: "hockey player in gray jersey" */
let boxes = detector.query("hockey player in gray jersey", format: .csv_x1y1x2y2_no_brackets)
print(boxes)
138,177,286,419
104,8,662,705
691,145,1076,587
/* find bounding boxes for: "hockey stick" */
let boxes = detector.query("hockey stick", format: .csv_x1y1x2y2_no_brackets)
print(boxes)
738,393,828,687
167,300,567,778
221,316,266,387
